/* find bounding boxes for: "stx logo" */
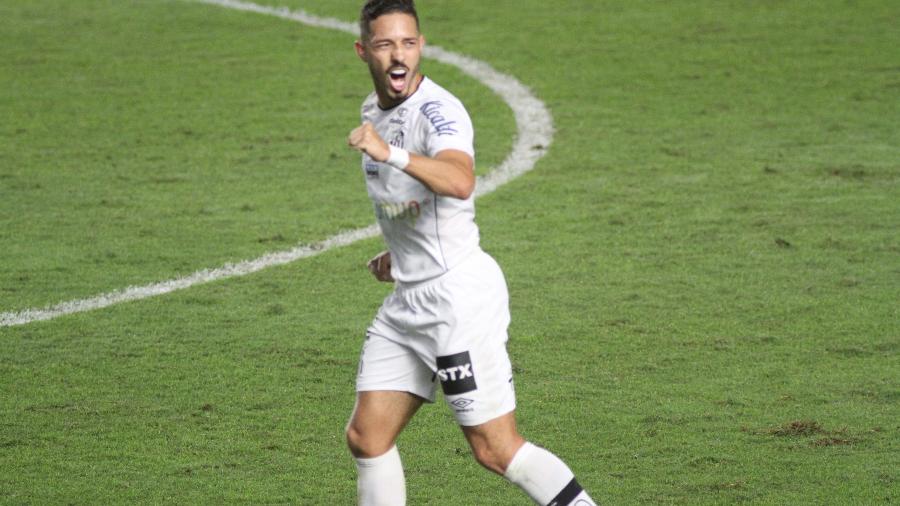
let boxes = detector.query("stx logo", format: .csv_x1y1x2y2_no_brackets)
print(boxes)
437,363,473,382
436,351,477,395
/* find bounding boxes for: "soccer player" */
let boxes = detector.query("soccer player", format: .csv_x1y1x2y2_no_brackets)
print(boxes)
346,1,596,505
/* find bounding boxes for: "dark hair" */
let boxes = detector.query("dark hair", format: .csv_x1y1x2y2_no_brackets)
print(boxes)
359,0,419,41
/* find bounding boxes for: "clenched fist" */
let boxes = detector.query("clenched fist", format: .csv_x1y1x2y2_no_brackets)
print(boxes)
348,122,390,162
367,250,394,283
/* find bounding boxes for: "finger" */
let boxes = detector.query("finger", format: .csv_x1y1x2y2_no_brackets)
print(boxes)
349,128,362,145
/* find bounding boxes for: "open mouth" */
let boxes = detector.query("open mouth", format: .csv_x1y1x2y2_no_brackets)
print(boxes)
388,67,408,93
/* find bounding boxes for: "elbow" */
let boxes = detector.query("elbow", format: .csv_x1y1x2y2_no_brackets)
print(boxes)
458,178,476,200
450,177,475,200
432,152,476,199
452,164,476,199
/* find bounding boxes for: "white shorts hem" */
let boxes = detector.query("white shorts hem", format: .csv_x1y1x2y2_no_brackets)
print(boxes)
355,384,437,404
455,404,517,428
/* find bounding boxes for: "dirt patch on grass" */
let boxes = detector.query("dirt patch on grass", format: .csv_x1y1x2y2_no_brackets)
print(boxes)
812,437,854,447
711,480,746,491
774,237,792,248
827,346,873,358
760,420,858,448
766,420,826,437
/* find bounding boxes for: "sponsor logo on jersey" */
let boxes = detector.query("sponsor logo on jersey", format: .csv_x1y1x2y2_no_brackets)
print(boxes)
374,199,421,225
436,351,477,395
420,101,459,137
365,163,380,179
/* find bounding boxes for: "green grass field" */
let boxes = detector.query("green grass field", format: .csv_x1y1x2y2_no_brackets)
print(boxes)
1,0,898,503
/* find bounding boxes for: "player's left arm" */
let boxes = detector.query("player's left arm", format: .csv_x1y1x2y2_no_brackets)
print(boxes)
348,122,474,199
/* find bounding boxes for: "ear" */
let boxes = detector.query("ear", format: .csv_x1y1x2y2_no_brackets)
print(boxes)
355,40,367,62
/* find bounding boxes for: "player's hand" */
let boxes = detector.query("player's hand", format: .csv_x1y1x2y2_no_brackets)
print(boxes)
348,122,390,162
367,250,394,283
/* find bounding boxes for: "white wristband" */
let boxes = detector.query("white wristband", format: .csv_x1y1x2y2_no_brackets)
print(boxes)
386,145,410,170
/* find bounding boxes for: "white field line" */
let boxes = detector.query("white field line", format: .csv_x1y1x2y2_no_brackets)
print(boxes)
0,0,553,328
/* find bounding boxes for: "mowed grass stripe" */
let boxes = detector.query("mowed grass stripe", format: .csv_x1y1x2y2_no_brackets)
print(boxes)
0,0,517,314
1,0,545,326
1,0,371,309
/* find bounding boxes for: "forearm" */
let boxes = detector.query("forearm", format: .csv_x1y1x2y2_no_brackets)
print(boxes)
349,122,475,200
402,151,475,200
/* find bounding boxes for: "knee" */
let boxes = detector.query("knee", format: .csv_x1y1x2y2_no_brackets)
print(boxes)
345,423,368,457
471,445,505,475
470,440,521,475
346,422,393,459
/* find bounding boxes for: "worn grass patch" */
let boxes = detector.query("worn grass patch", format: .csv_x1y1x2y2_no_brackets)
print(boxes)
765,420,829,438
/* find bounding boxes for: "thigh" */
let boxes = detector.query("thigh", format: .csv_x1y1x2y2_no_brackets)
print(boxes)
347,390,425,458
357,330,437,403
436,254,517,426
436,339,517,427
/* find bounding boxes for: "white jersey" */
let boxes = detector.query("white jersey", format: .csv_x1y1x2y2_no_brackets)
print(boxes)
360,77,480,284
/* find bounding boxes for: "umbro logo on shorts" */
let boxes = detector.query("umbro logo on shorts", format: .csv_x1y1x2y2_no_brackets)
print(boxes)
436,351,477,395
450,398,474,410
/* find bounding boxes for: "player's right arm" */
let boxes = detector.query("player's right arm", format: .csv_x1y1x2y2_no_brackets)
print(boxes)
402,148,474,200
347,122,474,200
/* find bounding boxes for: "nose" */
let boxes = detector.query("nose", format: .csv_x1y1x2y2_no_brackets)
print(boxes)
391,45,405,63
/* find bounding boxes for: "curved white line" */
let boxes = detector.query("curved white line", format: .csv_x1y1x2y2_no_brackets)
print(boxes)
0,0,553,328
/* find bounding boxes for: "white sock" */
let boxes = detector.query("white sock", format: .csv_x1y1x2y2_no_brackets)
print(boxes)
504,442,597,506
355,445,406,506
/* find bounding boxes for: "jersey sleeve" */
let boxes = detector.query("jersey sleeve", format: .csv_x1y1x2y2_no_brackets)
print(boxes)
417,99,475,159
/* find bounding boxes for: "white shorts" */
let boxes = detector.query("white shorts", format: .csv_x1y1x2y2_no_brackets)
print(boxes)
356,250,517,426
